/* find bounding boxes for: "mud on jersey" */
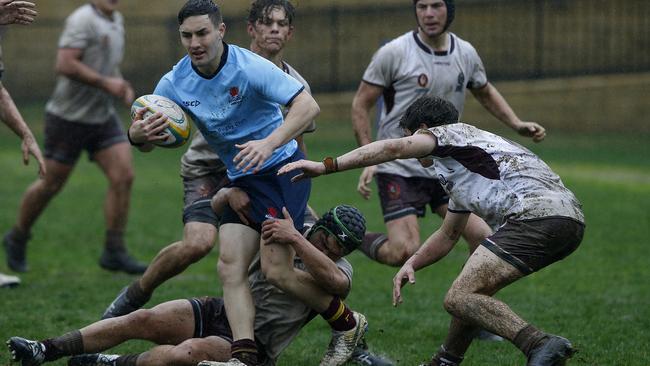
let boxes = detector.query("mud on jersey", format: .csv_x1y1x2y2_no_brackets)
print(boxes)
421,123,584,230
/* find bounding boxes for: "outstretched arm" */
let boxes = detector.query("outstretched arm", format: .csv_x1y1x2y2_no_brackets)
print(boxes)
0,83,45,176
392,211,469,306
470,82,546,142
278,132,437,181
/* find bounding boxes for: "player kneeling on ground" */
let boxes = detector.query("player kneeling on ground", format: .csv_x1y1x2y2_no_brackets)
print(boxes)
279,96,585,366
7,201,391,366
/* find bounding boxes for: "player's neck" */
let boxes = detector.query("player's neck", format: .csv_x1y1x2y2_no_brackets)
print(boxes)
250,43,284,68
418,29,449,52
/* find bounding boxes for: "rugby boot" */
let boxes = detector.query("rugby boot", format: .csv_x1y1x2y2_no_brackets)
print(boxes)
3,229,30,272
349,337,394,366
6,337,46,366
68,353,120,366
101,286,148,319
527,335,576,366
0,272,21,288
198,359,248,366
320,311,368,366
99,248,147,274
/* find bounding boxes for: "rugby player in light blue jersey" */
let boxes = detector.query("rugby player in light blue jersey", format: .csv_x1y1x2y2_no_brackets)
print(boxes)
127,1,330,365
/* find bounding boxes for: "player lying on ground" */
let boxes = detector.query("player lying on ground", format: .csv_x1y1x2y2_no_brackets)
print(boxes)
7,202,390,366
279,96,585,366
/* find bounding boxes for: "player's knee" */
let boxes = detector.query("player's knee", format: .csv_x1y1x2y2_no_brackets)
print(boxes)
443,287,468,317
261,262,291,288
181,238,214,263
109,169,134,190
164,344,201,366
381,242,416,266
125,308,156,333
216,258,246,285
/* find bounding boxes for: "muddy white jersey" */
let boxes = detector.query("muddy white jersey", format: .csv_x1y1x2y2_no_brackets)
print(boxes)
421,123,584,230
362,31,487,178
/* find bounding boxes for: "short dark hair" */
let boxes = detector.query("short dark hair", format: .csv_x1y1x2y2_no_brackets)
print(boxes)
247,0,295,25
178,0,222,26
399,96,459,131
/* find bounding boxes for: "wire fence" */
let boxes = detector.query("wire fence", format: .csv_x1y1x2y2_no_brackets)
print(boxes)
2,0,648,100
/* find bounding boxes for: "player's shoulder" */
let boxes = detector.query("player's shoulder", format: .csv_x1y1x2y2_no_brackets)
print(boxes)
450,32,480,55
65,4,94,25
282,62,311,92
376,30,414,56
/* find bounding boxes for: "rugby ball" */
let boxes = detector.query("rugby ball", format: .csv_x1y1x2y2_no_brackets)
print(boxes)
131,94,192,148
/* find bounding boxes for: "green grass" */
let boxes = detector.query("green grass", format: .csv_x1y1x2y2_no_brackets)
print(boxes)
1,103,649,365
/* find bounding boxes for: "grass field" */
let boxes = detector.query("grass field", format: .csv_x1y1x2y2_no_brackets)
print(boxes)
1,103,649,365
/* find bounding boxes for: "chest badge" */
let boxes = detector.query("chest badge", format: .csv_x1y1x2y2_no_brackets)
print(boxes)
418,73,429,87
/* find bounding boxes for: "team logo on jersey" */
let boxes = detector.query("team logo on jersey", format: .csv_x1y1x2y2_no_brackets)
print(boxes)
228,86,243,105
266,207,278,219
387,181,401,200
418,73,429,87
438,174,455,191
455,72,465,92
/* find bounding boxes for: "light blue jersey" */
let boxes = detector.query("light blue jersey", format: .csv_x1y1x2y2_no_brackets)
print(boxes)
154,43,304,180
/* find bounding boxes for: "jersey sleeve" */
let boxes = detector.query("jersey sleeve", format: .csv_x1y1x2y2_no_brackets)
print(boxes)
447,199,471,213
153,76,176,100
248,56,304,107
335,258,353,298
361,42,400,88
465,44,488,90
58,10,92,49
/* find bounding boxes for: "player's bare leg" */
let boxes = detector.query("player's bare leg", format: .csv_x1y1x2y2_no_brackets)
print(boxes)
94,142,146,274
4,158,73,272
217,223,259,364
373,214,420,266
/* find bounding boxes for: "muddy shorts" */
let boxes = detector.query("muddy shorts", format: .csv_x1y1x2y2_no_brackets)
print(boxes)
376,173,449,222
182,174,230,227
481,216,585,275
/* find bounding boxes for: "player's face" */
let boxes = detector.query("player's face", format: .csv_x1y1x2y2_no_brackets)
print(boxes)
180,15,226,75
415,0,448,39
93,0,119,15
248,6,293,57
311,229,344,261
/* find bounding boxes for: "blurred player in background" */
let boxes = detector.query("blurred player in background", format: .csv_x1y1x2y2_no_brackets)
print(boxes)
351,0,545,267
7,205,371,366
3,0,147,275
279,96,584,366
0,0,41,288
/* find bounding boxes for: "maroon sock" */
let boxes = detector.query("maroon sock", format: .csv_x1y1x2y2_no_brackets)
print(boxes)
231,338,258,366
359,232,387,260
320,297,357,331
41,330,83,361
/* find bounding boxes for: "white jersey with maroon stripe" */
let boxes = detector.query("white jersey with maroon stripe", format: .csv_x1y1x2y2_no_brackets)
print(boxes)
362,31,487,178
421,123,584,230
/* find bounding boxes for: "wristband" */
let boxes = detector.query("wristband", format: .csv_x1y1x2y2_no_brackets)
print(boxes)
127,129,145,147
322,156,338,174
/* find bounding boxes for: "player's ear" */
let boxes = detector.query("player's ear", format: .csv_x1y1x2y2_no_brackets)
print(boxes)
286,25,294,40
246,22,255,37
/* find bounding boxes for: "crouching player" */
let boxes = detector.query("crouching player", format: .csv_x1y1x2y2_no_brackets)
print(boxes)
7,203,391,366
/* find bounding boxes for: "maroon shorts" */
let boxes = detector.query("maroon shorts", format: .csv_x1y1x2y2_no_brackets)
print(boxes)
481,216,585,275
44,112,127,165
376,173,449,222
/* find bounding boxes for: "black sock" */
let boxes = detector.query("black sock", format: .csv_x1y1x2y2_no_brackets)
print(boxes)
126,280,151,304
513,324,548,356
115,354,140,366
7,227,30,244
105,230,125,252
42,330,84,361
359,233,387,260
231,339,258,366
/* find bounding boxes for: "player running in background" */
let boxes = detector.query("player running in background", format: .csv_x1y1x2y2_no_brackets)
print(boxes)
279,96,584,366
0,0,41,287
7,205,373,366
102,0,318,323
128,2,366,365
351,0,545,267
3,0,147,275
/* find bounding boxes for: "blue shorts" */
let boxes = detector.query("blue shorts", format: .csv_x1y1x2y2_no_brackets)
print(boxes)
221,150,310,232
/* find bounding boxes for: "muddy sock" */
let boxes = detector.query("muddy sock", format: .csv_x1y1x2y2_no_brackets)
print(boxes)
231,339,258,366
320,296,357,331
126,280,151,304
513,324,548,356
42,330,84,361
105,229,125,251
359,233,387,261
